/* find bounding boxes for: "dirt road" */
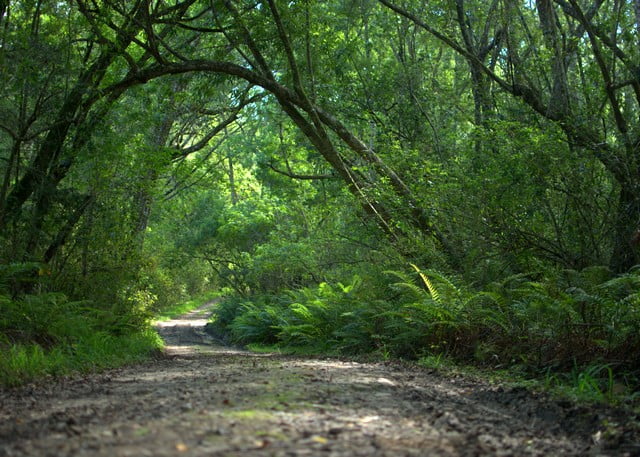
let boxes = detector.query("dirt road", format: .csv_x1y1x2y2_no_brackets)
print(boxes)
1,303,637,456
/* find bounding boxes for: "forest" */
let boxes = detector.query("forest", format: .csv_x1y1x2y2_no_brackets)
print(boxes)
1,0,639,400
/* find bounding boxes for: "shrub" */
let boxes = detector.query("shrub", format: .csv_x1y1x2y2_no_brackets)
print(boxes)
0,263,162,387
212,265,640,383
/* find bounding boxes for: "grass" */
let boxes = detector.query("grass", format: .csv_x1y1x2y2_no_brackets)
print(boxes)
0,329,162,388
154,290,222,321
0,290,222,388
0,289,165,388
418,353,638,408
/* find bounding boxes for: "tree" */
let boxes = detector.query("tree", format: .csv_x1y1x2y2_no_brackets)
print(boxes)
76,0,460,268
378,0,640,272
0,1,148,264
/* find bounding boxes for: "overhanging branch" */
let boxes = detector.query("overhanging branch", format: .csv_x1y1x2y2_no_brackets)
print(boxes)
267,162,335,180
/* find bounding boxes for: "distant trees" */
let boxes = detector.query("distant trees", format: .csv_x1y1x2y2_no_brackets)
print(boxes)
84,0,639,273
379,0,640,272
1,0,639,300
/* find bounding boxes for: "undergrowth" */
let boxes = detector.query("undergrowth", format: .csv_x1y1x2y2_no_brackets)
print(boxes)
209,264,640,403
0,330,162,387
0,263,162,387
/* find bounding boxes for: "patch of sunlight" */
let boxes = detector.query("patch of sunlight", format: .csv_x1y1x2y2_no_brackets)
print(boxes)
154,319,210,328
117,369,203,383
224,409,276,420
295,360,364,370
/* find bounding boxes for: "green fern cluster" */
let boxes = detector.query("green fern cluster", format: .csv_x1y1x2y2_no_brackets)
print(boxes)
213,265,640,379
388,265,640,369
211,277,387,353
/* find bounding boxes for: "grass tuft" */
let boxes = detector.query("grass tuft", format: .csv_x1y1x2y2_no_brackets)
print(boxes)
0,330,162,387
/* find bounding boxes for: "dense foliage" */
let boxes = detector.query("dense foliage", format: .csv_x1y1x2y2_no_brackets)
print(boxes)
1,0,639,392
211,267,640,369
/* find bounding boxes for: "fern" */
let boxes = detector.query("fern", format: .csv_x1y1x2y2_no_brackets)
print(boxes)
489,272,531,291
390,281,428,299
279,323,320,345
466,306,510,333
411,263,442,304
596,272,640,300
463,291,505,308
229,302,283,344
0,262,42,292
385,270,426,300
290,303,313,321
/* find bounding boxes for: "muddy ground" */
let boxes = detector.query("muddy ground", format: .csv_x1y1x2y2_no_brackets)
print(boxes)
1,303,639,456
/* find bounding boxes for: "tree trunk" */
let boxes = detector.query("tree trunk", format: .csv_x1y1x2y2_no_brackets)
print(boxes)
610,185,640,273
43,194,94,263
536,0,570,118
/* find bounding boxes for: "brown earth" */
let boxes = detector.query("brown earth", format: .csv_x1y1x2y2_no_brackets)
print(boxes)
1,303,639,456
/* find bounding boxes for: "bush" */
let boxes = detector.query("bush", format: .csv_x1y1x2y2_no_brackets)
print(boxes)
0,263,162,387
211,265,640,382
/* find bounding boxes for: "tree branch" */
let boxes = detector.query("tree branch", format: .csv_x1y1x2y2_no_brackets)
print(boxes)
267,162,335,180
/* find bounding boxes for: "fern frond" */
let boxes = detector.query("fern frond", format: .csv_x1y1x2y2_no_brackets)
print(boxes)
390,281,428,299
410,264,441,304
290,303,313,321
384,269,415,285
463,291,504,308
597,274,640,299
421,268,461,297
498,272,531,288
580,265,613,285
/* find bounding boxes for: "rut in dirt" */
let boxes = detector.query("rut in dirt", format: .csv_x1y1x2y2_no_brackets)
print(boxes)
0,302,638,457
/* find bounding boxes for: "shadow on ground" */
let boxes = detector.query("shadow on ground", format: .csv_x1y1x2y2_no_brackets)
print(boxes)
1,302,638,456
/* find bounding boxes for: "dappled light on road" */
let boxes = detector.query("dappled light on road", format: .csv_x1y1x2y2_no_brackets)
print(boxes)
1,302,636,456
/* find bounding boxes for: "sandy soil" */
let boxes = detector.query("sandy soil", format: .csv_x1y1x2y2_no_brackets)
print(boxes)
1,303,638,456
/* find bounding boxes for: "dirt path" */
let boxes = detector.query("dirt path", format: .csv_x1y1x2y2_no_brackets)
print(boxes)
1,303,638,456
